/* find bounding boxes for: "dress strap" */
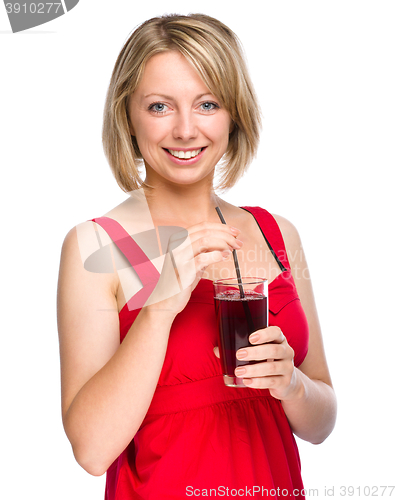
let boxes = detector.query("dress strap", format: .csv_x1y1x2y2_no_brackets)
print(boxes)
239,207,289,272
91,217,160,311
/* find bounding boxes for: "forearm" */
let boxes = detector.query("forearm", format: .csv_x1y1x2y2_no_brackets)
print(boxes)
63,305,176,476
281,368,337,444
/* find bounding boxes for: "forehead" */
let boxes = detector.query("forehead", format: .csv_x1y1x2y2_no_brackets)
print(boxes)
135,51,212,97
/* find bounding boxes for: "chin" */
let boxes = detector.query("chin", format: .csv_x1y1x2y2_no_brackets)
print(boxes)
172,174,212,186
160,169,214,187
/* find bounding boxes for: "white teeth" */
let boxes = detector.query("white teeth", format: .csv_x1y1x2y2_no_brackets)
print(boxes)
168,148,202,159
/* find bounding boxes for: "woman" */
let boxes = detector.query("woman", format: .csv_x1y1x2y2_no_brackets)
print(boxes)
57,13,337,499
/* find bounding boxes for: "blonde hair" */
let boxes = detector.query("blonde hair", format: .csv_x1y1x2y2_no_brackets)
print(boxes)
102,13,261,193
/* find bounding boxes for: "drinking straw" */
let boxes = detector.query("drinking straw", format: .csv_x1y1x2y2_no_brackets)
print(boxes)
215,207,245,298
215,206,254,332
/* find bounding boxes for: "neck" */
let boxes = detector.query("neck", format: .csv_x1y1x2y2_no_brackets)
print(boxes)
142,177,225,227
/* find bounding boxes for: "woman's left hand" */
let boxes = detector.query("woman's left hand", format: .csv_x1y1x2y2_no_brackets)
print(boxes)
214,326,303,400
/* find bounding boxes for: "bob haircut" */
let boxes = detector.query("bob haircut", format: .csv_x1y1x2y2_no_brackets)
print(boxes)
102,13,261,193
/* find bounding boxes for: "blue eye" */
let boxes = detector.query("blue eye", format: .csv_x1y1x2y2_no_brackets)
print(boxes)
149,102,168,114
201,102,219,112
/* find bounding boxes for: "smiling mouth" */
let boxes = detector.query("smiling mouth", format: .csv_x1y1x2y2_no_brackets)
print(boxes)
165,148,204,159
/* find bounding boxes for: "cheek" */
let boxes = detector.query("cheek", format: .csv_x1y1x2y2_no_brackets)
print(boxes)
143,119,167,140
214,121,232,148
211,115,232,143
134,121,162,153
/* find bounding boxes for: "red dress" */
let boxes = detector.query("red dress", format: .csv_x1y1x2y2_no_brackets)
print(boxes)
92,207,309,499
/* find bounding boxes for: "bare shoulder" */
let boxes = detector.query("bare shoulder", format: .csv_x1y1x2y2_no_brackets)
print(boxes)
61,221,95,257
61,219,119,275
58,222,119,312
271,213,303,254
60,223,89,272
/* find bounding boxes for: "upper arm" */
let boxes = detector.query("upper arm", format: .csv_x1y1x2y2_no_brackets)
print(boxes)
57,223,121,422
273,214,333,388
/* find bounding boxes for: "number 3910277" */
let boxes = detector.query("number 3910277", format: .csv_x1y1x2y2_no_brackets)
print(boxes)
5,3,62,14
340,485,395,496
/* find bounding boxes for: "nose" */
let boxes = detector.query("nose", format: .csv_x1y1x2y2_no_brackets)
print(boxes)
172,110,198,142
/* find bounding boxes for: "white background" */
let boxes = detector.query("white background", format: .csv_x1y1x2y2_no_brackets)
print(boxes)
1,1,395,498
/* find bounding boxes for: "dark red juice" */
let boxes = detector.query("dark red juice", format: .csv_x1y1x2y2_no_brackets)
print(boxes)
214,290,268,377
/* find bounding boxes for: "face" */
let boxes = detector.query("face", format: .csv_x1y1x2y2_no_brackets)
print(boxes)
127,51,233,187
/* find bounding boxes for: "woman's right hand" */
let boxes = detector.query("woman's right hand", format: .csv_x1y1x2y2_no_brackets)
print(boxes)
145,221,242,315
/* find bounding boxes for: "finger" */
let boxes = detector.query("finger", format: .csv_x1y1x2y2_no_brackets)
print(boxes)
168,231,231,280
235,359,288,379
167,224,240,259
241,376,281,390
187,221,242,247
168,225,242,278
187,221,241,238
236,343,287,362
195,249,232,274
190,233,243,255
248,326,285,345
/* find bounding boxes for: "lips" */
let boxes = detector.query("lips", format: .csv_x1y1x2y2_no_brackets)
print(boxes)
163,147,207,165
166,148,203,159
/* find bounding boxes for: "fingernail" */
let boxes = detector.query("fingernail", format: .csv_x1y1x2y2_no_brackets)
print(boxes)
235,367,246,376
249,333,259,343
236,349,247,359
234,239,243,248
229,226,240,235
222,250,231,260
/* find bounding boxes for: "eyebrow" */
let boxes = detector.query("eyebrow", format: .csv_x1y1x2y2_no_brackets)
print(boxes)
143,92,214,100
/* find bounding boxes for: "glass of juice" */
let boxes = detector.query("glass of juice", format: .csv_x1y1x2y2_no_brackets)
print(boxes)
213,277,268,387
